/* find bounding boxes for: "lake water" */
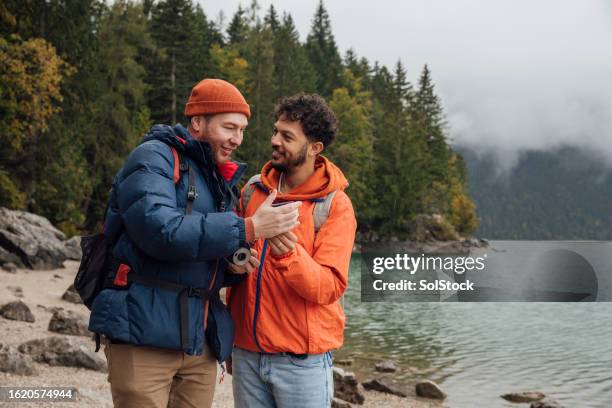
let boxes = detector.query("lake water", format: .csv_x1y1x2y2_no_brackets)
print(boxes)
338,248,612,407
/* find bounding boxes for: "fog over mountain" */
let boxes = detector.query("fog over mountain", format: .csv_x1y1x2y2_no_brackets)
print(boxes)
203,0,612,171
459,146,612,240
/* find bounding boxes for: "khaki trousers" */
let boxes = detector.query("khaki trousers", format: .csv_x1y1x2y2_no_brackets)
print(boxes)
104,341,217,408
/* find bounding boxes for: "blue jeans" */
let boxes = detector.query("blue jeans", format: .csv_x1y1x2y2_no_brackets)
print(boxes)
232,347,334,408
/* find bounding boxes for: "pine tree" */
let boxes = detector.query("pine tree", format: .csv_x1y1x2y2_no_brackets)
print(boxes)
269,12,317,101
233,17,276,175
305,1,343,98
393,61,414,107
191,4,220,77
366,62,434,236
263,4,280,33
83,0,154,229
413,64,446,141
225,1,275,174
148,0,210,124
370,66,405,234
227,5,249,45
410,64,478,234
344,49,371,87
413,64,451,199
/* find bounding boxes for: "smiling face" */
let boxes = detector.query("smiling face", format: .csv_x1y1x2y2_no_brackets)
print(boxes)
190,113,248,164
270,115,323,173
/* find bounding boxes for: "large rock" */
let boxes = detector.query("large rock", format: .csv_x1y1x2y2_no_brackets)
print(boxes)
502,391,546,403
1,245,22,268
18,336,106,371
531,399,565,408
0,207,69,269
415,380,447,400
1,261,18,273
0,342,37,376
375,360,398,373
0,300,35,322
464,237,489,248
48,309,90,336
413,214,460,241
61,284,83,304
362,378,407,398
335,358,354,366
63,236,82,260
333,367,365,405
332,398,352,408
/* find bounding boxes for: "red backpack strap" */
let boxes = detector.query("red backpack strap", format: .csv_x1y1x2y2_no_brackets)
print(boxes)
170,146,180,184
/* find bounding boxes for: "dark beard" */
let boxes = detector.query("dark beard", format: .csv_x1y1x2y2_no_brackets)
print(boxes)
270,143,308,172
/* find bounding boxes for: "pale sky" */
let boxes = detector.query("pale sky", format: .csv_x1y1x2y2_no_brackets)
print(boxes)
200,0,612,169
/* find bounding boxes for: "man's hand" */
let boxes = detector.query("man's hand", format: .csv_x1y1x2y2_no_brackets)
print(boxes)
227,248,260,274
269,231,298,256
251,190,301,239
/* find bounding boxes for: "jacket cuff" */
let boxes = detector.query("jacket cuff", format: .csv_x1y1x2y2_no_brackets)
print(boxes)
237,217,247,246
244,217,255,242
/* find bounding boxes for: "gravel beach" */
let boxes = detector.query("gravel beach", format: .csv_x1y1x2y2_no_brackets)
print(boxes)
0,261,442,408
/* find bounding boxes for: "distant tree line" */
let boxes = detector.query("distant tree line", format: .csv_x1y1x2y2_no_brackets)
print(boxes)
462,147,612,240
0,0,478,239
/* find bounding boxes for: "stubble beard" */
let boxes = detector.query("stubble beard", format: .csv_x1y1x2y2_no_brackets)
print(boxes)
270,143,309,173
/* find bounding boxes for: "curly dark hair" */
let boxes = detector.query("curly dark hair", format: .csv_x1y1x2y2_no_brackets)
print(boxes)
273,93,338,147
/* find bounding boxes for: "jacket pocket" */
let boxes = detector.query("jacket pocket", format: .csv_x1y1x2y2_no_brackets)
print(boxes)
205,297,234,362
89,288,130,341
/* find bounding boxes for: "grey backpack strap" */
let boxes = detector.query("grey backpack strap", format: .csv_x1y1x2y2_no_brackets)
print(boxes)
242,175,335,233
313,190,337,233
312,190,341,309
241,174,262,213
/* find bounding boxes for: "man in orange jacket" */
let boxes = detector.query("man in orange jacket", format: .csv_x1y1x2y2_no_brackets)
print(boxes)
227,93,357,407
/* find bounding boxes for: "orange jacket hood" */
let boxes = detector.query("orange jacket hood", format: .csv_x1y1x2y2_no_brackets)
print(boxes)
259,155,349,201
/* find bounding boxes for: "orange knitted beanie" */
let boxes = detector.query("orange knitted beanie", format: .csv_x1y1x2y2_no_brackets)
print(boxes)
184,78,251,118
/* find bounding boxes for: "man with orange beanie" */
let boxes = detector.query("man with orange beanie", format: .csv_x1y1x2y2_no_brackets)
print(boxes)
228,94,357,407
88,79,301,408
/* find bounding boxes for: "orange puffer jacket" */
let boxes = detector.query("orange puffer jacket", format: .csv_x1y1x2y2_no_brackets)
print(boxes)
228,156,357,354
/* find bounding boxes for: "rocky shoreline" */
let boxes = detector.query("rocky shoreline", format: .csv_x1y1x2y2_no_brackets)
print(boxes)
0,263,565,408
354,237,489,255
0,261,445,408
0,208,565,407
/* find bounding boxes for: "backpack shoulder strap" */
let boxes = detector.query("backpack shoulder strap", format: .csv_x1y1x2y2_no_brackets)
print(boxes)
312,190,342,309
169,145,196,215
313,190,337,233
241,174,262,213
169,146,181,184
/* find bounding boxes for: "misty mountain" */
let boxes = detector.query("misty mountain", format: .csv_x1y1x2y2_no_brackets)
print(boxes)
459,146,612,240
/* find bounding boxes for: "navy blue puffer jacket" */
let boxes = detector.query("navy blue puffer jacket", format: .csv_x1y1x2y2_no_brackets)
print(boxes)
88,124,247,362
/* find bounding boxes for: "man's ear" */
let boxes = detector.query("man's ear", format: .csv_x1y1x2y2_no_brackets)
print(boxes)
190,116,201,132
310,141,324,156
